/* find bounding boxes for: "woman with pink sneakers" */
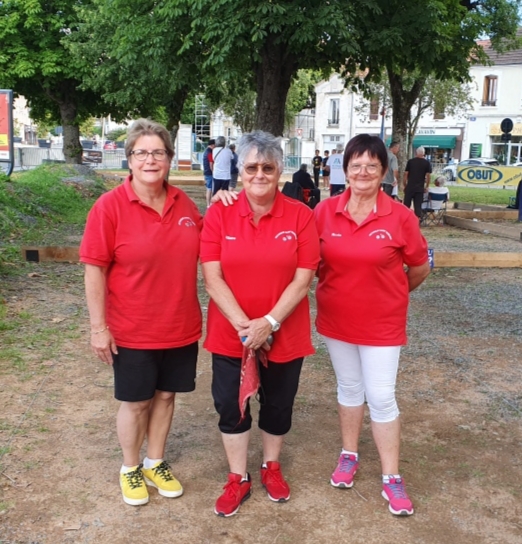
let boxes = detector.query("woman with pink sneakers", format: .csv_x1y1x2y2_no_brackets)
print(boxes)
313,134,430,516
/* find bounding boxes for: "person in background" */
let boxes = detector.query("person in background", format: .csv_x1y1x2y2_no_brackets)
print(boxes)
314,133,430,517
382,141,399,196
327,146,346,197
312,149,323,187
201,130,320,517
292,164,321,206
403,146,432,220
203,139,216,208
427,176,450,209
212,136,233,194
322,150,330,190
229,144,239,190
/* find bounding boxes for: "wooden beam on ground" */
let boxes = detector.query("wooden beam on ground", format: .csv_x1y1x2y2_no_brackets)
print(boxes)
21,246,79,263
453,202,510,211
446,210,518,220
433,252,522,268
444,215,522,241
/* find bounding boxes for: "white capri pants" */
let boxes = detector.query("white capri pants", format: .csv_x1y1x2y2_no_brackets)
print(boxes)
323,336,401,423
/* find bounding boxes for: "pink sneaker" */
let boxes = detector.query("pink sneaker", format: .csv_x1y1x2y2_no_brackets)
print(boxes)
330,453,359,488
382,477,414,516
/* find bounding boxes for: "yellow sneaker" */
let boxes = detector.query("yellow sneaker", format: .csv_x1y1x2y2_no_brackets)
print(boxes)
120,465,149,506
142,460,183,498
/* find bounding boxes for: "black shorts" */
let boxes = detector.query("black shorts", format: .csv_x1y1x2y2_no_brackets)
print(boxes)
113,342,198,402
211,353,303,435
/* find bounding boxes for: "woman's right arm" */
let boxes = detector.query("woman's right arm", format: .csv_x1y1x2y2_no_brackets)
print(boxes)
201,261,250,332
84,263,118,365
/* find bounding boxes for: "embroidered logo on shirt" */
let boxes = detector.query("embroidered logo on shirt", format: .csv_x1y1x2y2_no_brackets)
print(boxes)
369,229,392,240
178,217,196,227
331,233,342,237
275,231,297,241
225,236,236,240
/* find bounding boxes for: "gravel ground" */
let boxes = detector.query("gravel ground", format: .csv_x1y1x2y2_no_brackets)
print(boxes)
423,225,522,252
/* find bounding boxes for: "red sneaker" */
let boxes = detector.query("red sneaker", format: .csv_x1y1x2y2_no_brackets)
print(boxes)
260,461,290,502
214,473,252,517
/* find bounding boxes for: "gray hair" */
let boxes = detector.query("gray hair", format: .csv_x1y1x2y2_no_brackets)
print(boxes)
435,176,446,186
416,146,425,156
237,131,284,174
215,136,226,147
300,163,308,171
125,118,174,160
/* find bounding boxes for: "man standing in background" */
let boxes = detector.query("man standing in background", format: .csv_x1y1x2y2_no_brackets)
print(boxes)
312,149,323,188
203,139,215,208
212,136,233,194
322,150,330,190
229,144,239,190
382,141,399,197
403,146,432,220
327,146,345,197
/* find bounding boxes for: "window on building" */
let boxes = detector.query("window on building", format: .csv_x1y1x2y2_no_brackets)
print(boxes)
482,75,498,106
328,99,340,126
369,98,379,120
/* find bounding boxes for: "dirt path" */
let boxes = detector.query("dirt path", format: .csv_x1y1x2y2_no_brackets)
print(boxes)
1,260,521,544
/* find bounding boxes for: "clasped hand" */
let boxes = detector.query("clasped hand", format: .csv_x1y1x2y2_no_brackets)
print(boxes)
237,317,273,351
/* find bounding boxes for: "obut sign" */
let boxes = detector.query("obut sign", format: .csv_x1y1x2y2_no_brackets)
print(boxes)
456,166,522,187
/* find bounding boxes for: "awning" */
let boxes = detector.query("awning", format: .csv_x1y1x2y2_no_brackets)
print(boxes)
386,136,456,149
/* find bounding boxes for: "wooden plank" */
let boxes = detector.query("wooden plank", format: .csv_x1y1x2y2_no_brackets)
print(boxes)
446,210,519,220
453,202,509,211
433,252,522,268
444,215,522,241
21,246,80,263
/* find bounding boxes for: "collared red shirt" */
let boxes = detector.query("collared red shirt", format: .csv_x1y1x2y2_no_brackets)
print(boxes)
80,176,203,349
314,188,428,346
200,190,320,362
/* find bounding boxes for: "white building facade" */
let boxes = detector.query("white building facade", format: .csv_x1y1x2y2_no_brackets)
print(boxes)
313,41,522,165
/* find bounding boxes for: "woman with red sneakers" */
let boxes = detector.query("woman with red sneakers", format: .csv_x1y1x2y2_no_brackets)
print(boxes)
201,130,320,517
314,134,430,516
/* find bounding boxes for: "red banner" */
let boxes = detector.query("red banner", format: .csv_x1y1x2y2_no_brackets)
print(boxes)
0,90,13,174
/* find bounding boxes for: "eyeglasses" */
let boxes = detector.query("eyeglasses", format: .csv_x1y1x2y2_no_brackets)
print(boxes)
243,163,277,175
130,149,169,161
348,163,379,174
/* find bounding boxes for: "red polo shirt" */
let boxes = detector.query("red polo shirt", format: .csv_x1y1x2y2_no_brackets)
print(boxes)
314,189,428,346
200,190,320,362
80,176,203,349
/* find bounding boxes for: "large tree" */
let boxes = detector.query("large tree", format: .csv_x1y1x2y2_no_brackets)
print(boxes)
173,0,359,136
0,0,111,163
343,0,520,160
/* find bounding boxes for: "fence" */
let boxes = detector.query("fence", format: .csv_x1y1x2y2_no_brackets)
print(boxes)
14,146,128,171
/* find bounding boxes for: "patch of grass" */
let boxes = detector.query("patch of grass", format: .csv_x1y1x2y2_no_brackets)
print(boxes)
448,185,516,206
0,348,26,372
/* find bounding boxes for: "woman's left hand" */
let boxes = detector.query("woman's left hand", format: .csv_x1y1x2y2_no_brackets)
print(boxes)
211,189,239,206
238,317,273,351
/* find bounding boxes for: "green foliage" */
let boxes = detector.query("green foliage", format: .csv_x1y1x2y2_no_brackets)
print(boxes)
0,165,105,270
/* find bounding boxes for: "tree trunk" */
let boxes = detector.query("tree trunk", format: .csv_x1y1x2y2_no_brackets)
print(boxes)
387,69,426,183
59,100,82,164
254,36,299,136
166,86,190,145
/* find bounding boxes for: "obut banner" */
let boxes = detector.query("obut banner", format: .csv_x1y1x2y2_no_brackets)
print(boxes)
456,165,522,187
0,90,14,176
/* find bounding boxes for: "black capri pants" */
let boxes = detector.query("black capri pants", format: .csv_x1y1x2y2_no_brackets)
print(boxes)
212,354,304,435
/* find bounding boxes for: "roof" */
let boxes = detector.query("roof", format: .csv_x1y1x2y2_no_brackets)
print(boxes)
477,29,522,66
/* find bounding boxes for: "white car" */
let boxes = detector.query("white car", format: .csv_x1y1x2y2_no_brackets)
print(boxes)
442,158,499,181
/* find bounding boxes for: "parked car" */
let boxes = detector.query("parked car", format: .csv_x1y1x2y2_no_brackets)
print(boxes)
103,140,117,150
442,158,499,181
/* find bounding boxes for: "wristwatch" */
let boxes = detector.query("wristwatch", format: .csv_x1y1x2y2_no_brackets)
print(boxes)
263,314,281,332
